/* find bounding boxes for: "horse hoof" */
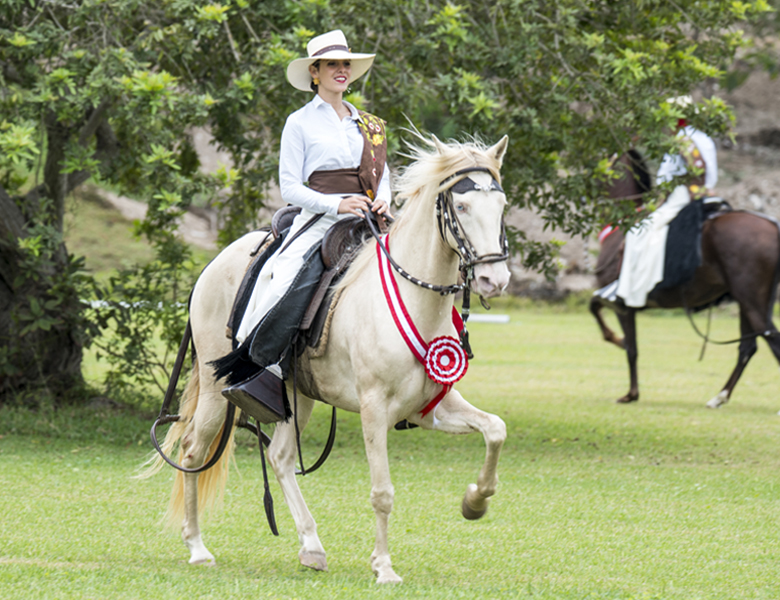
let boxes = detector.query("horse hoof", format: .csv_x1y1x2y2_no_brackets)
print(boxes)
706,391,729,409
185,535,215,566
377,572,403,584
299,550,328,571
461,484,489,520
616,395,638,404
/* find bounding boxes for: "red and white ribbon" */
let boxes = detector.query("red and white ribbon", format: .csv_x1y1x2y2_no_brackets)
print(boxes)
377,235,468,416
425,336,468,385
598,224,617,244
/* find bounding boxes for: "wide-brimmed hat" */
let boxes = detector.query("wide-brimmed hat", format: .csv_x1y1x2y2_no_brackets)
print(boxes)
286,30,375,92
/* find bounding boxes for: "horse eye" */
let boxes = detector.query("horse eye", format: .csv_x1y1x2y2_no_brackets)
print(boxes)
455,203,467,213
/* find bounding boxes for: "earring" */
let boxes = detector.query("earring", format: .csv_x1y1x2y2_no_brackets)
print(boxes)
313,78,320,85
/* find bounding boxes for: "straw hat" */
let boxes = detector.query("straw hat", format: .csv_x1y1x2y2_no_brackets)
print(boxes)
286,30,375,92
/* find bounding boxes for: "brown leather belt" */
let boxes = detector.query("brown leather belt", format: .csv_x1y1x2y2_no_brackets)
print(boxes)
308,168,363,195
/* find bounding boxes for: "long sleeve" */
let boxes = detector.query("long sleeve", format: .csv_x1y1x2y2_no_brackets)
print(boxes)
278,114,344,216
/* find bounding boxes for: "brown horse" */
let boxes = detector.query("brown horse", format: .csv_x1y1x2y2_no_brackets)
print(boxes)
590,151,780,408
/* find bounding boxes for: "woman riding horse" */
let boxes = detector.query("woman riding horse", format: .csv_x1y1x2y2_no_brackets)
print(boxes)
144,30,512,583
591,146,780,408
218,29,392,415
611,97,718,308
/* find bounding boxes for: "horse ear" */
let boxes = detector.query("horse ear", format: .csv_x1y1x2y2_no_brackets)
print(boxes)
431,134,447,154
488,135,509,165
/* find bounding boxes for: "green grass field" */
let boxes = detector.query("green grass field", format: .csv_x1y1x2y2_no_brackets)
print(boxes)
2,301,780,599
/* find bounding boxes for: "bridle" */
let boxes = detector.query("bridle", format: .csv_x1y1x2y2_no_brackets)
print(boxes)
365,166,510,358
367,166,510,297
437,166,510,274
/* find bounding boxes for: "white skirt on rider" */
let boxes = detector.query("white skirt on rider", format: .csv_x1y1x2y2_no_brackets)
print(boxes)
616,184,691,308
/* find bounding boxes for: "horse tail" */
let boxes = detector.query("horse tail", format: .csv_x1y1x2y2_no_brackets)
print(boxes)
138,360,237,530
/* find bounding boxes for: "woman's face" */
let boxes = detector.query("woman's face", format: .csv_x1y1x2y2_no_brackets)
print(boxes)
310,59,351,95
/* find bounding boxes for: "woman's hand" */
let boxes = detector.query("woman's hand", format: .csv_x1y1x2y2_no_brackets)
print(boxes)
371,199,391,217
338,195,392,218
338,195,372,216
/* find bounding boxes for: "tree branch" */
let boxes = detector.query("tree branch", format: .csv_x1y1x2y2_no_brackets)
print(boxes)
68,117,121,193
224,20,240,63
78,98,112,146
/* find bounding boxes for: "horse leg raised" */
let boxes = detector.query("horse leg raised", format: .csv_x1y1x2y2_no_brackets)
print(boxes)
616,309,639,403
589,296,625,349
411,389,506,520
179,364,232,566
266,391,328,571
359,400,402,584
707,305,761,408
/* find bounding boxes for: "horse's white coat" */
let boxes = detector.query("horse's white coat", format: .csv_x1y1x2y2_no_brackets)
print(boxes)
153,136,510,584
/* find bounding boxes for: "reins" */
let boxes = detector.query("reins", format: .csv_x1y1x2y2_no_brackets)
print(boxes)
150,319,273,473
683,293,778,361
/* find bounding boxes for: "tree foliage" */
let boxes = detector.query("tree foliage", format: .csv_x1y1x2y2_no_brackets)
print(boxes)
0,0,770,402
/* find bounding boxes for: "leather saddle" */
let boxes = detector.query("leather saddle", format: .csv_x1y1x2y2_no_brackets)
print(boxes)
226,206,380,359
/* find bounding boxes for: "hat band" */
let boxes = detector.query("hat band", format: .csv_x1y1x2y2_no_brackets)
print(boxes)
312,44,349,57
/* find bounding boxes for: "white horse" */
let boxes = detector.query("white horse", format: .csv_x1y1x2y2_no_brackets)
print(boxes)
145,134,511,584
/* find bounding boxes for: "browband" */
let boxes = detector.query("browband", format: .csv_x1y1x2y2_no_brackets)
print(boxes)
450,176,504,195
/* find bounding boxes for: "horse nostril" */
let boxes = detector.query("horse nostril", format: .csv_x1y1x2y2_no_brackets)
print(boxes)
477,275,498,295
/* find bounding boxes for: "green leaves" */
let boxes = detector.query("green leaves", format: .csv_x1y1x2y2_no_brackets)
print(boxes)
0,122,40,166
120,70,179,114
195,3,231,23
232,71,255,100
610,48,651,85
144,144,181,171
427,2,470,52
7,31,35,48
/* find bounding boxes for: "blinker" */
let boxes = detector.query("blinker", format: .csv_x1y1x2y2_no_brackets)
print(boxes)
450,176,504,195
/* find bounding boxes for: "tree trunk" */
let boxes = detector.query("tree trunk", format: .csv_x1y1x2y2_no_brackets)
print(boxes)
0,149,85,404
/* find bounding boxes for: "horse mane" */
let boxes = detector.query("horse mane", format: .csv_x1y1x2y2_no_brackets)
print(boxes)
626,148,652,195
394,132,503,208
338,133,504,290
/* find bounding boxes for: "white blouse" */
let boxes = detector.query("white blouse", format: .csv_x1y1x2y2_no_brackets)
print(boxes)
656,126,718,190
278,95,391,216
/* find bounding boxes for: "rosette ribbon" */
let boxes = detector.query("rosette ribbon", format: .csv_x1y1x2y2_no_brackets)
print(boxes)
377,236,468,416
